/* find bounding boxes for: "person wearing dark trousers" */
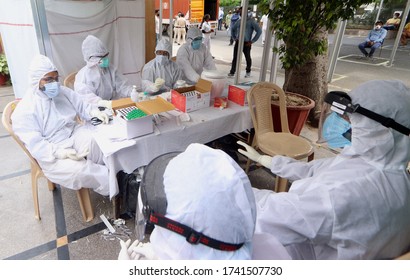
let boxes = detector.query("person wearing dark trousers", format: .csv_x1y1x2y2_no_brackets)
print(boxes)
228,8,261,78
358,20,386,59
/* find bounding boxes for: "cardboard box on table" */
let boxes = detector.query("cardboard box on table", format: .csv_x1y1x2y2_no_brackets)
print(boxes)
228,84,254,106
171,78,212,112
111,97,175,139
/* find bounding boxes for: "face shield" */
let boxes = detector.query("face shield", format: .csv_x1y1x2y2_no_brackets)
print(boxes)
318,91,410,147
135,151,247,252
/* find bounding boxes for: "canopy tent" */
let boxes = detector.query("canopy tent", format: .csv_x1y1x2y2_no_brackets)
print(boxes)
0,0,145,98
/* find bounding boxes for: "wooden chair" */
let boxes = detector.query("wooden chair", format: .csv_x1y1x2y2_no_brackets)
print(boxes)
63,71,77,90
2,100,94,222
246,82,314,192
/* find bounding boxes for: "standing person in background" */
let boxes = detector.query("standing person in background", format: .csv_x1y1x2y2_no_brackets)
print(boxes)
155,9,160,44
229,7,241,46
201,14,214,53
218,7,224,30
260,14,268,45
228,8,262,78
225,10,232,30
176,13,187,45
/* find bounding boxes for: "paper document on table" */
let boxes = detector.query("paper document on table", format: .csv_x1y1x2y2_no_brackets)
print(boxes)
92,124,136,156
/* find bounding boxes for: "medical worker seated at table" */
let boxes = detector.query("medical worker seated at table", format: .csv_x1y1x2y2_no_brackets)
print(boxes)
118,143,291,260
238,80,410,259
141,38,183,94
12,55,111,196
75,35,134,109
176,27,217,85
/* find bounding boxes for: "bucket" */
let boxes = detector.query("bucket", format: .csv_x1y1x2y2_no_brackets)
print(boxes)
201,70,227,100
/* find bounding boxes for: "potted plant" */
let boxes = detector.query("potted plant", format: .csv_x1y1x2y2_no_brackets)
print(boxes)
259,0,370,126
0,53,10,86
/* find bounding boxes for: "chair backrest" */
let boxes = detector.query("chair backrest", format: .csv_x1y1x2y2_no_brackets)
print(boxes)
2,100,42,170
247,82,290,140
64,71,77,90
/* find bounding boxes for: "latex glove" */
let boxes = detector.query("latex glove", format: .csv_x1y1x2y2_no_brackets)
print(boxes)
54,148,77,160
67,149,89,161
237,141,272,169
131,242,158,260
90,109,109,124
154,78,165,89
97,100,112,110
118,239,140,260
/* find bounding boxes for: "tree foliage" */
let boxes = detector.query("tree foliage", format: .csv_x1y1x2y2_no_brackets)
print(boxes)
220,0,241,7
259,0,372,70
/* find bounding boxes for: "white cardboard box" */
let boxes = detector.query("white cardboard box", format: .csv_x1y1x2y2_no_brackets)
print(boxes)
171,79,212,112
113,113,153,140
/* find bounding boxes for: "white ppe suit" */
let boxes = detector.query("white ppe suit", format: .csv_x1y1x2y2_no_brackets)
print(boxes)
74,35,133,103
141,38,183,93
253,80,410,259
176,27,217,85
12,55,110,196
119,143,291,260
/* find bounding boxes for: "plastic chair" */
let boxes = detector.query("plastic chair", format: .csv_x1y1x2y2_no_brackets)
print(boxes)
246,82,314,192
395,250,410,260
2,100,94,222
63,71,77,90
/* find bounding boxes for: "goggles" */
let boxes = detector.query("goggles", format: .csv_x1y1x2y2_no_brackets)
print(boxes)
135,152,245,251
41,75,59,84
318,91,410,144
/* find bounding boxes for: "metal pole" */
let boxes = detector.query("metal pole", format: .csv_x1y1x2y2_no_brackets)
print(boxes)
30,0,53,60
388,0,410,67
327,19,346,83
170,0,173,54
375,0,384,23
234,0,249,85
159,0,163,40
269,35,280,83
259,14,272,81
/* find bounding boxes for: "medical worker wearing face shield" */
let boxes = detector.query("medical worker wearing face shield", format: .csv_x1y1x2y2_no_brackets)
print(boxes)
238,80,410,259
176,27,217,85
12,55,111,196
75,35,135,109
118,144,291,260
141,38,183,94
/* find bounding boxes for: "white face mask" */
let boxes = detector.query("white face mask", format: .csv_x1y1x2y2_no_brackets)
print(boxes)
375,25,382,30
155,55,168,65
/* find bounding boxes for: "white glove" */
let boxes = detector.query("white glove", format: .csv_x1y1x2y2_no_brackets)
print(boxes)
237,141,272,169
54,148,78,160
97,100,112,110
154,78,165,89
131,242,158,260
118,239,140,260
90,109,109,124
68,149,89,161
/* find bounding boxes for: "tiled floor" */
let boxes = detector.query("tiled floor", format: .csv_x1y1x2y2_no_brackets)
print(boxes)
0,67,338,260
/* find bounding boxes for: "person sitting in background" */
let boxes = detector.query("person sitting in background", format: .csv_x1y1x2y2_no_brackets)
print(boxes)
12,55,111,197
383,12,401,30
238,79,410,259
176,27,217,85
118,143,291,260
358,20,387,59
141,38,183,94
400,22,410,46
75,35,135,109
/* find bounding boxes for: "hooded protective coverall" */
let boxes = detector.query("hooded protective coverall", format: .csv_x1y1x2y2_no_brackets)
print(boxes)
75,35,133,103
141,38,183,93
118,143,291,260
12,55,110,196
252,80,410,259
176,27,216,85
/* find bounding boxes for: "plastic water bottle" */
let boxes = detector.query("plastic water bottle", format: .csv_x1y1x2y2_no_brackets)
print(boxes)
130,85,139,102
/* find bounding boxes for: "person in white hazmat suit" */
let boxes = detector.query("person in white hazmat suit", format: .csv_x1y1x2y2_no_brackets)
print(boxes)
118,143,291,260
176,27,217,85
141,38,183,94
238,79,410,259
75,35,134,109
12,55,111,196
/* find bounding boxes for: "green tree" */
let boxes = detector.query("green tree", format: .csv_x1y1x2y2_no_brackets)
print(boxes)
259,0,372,125
220,0,241,7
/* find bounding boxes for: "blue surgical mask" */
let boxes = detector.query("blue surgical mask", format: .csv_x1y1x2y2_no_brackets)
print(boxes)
322,112,352,148
42,82,60,98
155,55,168,65
99,57,110,68
191,39,202,50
